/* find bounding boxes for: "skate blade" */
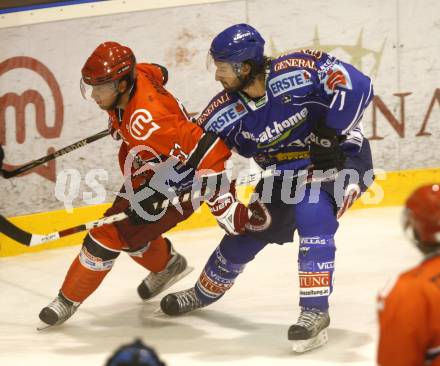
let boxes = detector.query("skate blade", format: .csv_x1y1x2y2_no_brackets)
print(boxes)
291,329,328,353
36,321,55,331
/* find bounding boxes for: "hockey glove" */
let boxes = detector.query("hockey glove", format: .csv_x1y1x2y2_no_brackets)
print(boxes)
309,123,346,171
206,183,250,235
125,183,169,225
245,198,271,232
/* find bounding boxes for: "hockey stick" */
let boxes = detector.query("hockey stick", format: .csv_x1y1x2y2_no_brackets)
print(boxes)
0,167,337,247
0,213,127,247
0,129,110,179
0,169,275,247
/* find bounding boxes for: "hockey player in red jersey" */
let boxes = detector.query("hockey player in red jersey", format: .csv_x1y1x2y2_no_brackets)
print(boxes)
38,42,250,328
378,184,440,366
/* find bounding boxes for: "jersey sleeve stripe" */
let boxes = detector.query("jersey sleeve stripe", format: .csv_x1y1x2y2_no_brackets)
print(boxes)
186,132,220,170
342,93,365,134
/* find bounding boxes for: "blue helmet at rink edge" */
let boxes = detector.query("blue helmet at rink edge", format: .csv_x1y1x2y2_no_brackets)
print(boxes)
209,23,266,65
105,339,166,366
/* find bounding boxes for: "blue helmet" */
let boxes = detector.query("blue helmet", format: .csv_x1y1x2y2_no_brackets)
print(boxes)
210,24,265,65
105,339,166,366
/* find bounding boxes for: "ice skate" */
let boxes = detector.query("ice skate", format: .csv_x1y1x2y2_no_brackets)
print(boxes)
38,292,80,330
288,307,330,353
160,287,205,316
137,243,192,300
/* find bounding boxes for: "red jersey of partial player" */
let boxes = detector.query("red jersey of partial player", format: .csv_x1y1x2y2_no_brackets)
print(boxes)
109,63,231,186
377,254,440,366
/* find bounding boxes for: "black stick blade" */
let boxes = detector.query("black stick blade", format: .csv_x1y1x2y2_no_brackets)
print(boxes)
1,169,17,179
0,215,32,246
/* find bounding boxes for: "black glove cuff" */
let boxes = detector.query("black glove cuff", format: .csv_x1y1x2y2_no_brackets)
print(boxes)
309,125,346,171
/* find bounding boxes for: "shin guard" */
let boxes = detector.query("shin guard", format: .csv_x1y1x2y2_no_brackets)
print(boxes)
61,233,120,303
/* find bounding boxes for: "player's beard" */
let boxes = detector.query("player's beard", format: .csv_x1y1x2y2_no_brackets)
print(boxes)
221,83,238,93
222,74,253,93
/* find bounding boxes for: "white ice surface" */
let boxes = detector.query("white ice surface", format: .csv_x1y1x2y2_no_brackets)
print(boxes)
0,207,421,366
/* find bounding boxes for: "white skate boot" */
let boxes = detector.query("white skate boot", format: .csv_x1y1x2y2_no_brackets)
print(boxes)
288,307,330,353
38,292,80,330
137,242,191,300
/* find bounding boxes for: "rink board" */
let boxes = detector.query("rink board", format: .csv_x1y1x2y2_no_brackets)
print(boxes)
1,166,440,257
2,0,440,219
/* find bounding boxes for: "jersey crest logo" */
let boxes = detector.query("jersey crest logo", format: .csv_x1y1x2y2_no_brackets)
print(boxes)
321,64,353,94
128,109,160,141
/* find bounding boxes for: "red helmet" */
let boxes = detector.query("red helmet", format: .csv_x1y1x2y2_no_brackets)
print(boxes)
81,42,135,85
403,184,440,252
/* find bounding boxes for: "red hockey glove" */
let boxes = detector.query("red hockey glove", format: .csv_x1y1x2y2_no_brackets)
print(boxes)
245,198,271,233
206,183,250,235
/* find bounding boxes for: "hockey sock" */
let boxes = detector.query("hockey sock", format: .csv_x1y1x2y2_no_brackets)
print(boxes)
195,234,267,305
61,233,120,303
297,235,336,311
195,245,245,305
128,236,171,273
295,190,338,311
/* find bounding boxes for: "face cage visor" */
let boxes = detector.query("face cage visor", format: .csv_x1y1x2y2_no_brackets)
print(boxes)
80,78,119,101
206,53,244,78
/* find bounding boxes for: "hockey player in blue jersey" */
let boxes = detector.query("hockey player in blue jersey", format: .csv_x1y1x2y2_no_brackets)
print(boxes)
160,24,374,352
